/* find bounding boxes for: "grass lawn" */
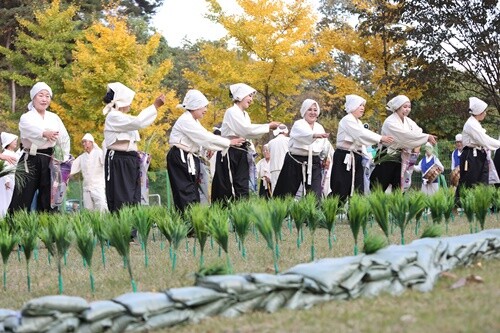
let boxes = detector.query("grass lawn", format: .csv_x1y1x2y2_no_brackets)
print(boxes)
1,212,499,332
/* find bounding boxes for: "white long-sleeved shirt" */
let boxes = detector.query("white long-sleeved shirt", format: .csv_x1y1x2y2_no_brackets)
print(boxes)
104,105,157,150
462,116,500,150
256,158,271,180
169,111,231,154
220,104,269,139
268,134,290,173
19,109,70,160
381,113,429,154
336,113,381,151
70,147,105,191
288,119,329,157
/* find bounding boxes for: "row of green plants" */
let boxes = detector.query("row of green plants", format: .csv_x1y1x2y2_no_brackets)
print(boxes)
0,184,497,295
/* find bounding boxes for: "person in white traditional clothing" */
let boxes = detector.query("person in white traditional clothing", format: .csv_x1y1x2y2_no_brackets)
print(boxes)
167,89,244,212
255,144,272,198
413,143,444,195
267,124,289,194
331,95,394,202
70,133,107,211
211,83,280,203
273,99,330,199
370,95,437,192
9,82,71,213
451,134,463,170
0,132,19,217
103,82,165,212
457,97,500,197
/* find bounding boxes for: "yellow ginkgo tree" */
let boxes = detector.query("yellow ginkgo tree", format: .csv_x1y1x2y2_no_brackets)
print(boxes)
60,14,180,169
185,0,326,129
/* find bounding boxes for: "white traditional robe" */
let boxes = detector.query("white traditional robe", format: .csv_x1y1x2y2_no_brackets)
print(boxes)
19,109,70,160
0,149,19,216
381,113,429,153
267,134,290,192
462,116,500,150
104,105,157,151
336,113,381,151
220,104,269,139
70,147,107,211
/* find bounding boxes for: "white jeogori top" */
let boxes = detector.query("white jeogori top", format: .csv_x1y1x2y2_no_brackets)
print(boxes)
336,113,381,151
169,111,231,154
19,109,70,160
70,147,105,191
220,104,269,139
381,113,428,154
104,105,157,151
462,116,500,150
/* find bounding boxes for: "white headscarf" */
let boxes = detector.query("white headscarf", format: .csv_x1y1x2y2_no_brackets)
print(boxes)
82,133,100,150
27,82,53,111
345,94,366,113
455,133,462,142
1,132,18,150
386,95,410,112
229,83,256,101
424,142,434,152
102,82,136,115
469,97,488,115
300,99,320,118
273,124,289,136
176,89,209,111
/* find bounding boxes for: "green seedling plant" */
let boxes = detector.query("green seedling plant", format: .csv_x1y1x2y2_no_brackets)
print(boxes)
427,190,445,225
72,213,96,293
321,195,340,250
347,194,370,255
473,184,494,231
130,206,154,267
460,188,475,234
16,210,39,292
409,190,427,235
420,224,443,238
302,193,321,261
368,189,391,243
362,233,387,254
250,203,277,273
0,223,19,291
442,187,456,234
290,198,307,248
207,206,231,271
87,211,107,267
165,211,189,272
188,204,210,267
229,201,252,259
51,214,74,294
106,212,136,292
268,196,289,259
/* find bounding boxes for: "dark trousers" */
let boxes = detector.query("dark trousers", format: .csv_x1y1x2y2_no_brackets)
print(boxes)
9,148,54,213
211,147,249,203
456,147,489,203
370,161,401,191
166,146,201,213
273,154,322,199
258,179,271,199
105,150,140,212
330,149,363,202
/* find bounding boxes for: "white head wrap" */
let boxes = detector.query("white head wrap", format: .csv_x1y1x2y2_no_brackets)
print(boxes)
176,90,209,111
455,134,462,142
300,99,320,118
386,95,410,112
273,124,289,136
229,83,256,101
27,82,53,111
82,133,101,151
469,97,488,116
345,94,366,113
102,82,136,115
1,132,18,150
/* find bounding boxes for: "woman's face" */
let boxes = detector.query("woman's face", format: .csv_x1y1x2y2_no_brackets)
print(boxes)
237,93,254,110
399,101,411,116
476,110,487,121
191,105,208,120
7,139,17,151
304,103,319,124
351,103,365,119
32,90,51,112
